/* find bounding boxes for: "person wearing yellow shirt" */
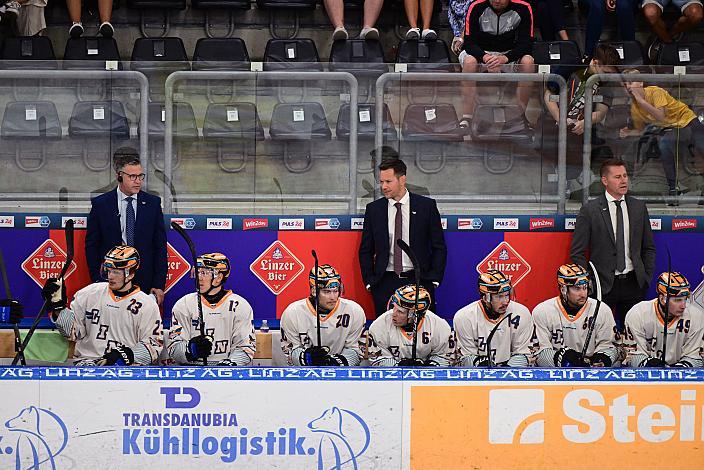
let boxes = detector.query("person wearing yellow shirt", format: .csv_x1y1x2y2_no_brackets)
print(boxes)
619,69,703,204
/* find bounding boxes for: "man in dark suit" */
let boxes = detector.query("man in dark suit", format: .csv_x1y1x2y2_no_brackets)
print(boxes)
359,153,447,316
570,158,656,330
85,147,167,305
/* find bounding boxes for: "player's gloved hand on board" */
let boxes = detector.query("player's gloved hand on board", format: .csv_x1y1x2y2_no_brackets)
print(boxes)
42,277,66,318
322,354,348,366
397,358,424,367
302,346,330,366
75,359,99,366
217,358,235,366
473,356,491,367
555,348,589,367
640,357,667,367
671,360,693,368
186,335,213,361
423,359,441,367
101,345,135,366
587,352,612,367
0,298,23,323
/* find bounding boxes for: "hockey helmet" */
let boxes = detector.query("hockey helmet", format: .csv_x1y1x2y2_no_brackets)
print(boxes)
197,252,231,280
103,245,140,273
656,272,690,298
390,284,431,314
309,264,342,291
478,270,512,296
557,264,590,287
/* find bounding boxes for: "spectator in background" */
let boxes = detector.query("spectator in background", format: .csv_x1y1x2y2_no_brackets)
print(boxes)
325,0,384,41
642,0,703,60
0,1,20,25
404,0,437,40
459,0,535,127
619,69,704,205
581,0,635,60
67,0,114,38
17,0,46,36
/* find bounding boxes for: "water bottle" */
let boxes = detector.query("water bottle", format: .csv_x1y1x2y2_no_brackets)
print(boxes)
260,320,270,333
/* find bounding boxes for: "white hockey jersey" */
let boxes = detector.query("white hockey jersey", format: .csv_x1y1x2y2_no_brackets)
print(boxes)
280,298,366,366
533,296,618,367
624,299,704,367
54,282,163,365
168,290,256,366
367,310,452,366
453,300,533,367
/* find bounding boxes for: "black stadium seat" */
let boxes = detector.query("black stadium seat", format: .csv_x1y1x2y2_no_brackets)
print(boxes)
402,104,463,142
68,101,130,139
203,103,265,141
657,41,704,66
470,104,533,143
143,102,198,140
63,37,122,70
1,101,62,172
256,0,315,9
395,39,455,72
128,0,187,37
599,40,645,66
263,38,322,71
0,37,58,69
193,38,250,71
533,40,581,80
269,102,331,173
329,39,388,77
131,38,190,94
191,0,250,38
336,102,397,141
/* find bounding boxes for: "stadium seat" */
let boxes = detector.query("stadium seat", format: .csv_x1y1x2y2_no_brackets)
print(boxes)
192,38,250,71
329,39,388,77
68,100,130,171
1,101,62,172
395,39,456,72
63,37,122,70
203,102,265,172
263,38,322,71
401,103,462,174
0,36,58,69
130,38,190,95
335,102,397,141
256,0,316,39
532,40,582,79
657,42,704,66
140,102,198,171
191,0,250,38
599,40,645,66
469,104,534,174
128,0,187,37
269,102,331,172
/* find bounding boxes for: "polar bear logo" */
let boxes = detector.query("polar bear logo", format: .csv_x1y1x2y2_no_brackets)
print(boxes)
308,407,370,470
5,406,68,470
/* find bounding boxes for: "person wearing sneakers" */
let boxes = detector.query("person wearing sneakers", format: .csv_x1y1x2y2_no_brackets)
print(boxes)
642,0,702,61
404,0,437,40
324,0,384,41
66,0,114,38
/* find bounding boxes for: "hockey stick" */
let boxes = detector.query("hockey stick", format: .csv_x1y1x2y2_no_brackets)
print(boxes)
0,248,24,365
13,219,74,366
581,261,603,361
171,222,207,366
661,247,672,365
486,312,512,368
396,240,421,362
311,250,322,348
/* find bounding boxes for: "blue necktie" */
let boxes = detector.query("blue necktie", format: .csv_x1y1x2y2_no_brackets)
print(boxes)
125,196,135,246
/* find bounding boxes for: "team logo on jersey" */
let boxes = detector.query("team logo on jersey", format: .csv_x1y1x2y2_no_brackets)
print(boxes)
21,239,77,287
243,218,269,230
206,218,232,230
672,219,697,231
165,243,191,293
1,406,69,468
62,217,87,228
171,218,196,230
564,218,576,230
315,218,341,230
279,218,305,230
0,215,15,228
250,241,305,294
458,218,483,230
476,242,531,287
24,216,51,228
493,218,519,230
649,218,662,231
351,218,365,230
529,218,554,230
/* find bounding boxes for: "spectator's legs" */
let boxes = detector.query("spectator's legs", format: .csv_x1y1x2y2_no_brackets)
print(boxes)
404,0,418,28
419,0,433,30
534,0,556,40
671,4,704,37
584,0,605,56
615,0,636,40
658,129,680,190
642,4,671,42
461,54,479,117
66,0,81,23
98,0,112,23
323,0,345,29
517,55,535,112
543,0,569,39
363,0,383,29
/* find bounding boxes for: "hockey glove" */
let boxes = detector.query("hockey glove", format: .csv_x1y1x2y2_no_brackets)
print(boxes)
0,298,23,324
671,360,693,368
42,277,66,317
217,358,236,366
555,348,589,367
323,354,349,367
397,358,424,367
101,345,135,366
302,346,330,366
640,357,667,368
424,359,441,367
75,359,99,367
186,335,213,361
473,356,491,367
588,352,613,367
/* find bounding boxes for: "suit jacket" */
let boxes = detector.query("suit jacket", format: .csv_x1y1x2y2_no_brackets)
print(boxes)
85,188,168,293
358,192,447,287
570,193,656,294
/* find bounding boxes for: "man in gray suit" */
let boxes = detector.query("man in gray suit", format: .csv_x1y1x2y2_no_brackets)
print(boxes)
570,159,656,331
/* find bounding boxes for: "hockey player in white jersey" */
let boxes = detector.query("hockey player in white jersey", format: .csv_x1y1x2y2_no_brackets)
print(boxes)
453,270,533,367
533,264,618,367
280,264,365,366
42,245,163,366
168,253,256,366
624,272,704,368
367,284,452,366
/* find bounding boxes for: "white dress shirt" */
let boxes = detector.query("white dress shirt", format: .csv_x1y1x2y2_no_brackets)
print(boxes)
604,191,633,275
386,190,412,272
116,187,138,245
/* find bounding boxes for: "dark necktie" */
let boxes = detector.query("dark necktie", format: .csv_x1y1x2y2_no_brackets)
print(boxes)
125,196,135,246
394,202,403,275
614,200,625,272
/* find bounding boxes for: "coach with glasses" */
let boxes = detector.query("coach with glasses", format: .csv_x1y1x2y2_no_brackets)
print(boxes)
85,147,167,306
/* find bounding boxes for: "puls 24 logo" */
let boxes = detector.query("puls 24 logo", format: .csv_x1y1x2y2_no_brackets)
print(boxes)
1,406,69,469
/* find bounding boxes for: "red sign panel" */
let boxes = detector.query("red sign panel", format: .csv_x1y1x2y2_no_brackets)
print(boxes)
21,239,77,287
672,219,697,231
165,242,191,293
250,240,305,295
476,241,532,286
529,218,555,230
243,218,269,231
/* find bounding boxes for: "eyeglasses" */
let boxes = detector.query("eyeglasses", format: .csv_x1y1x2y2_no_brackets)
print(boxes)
120,171,146,182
